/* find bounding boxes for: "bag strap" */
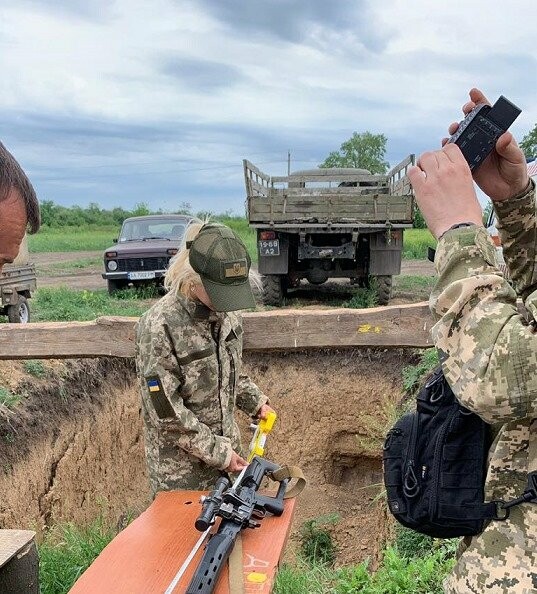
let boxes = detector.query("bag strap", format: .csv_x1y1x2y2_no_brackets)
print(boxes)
228,533,245,594
270,465,306,499
440,502,500,522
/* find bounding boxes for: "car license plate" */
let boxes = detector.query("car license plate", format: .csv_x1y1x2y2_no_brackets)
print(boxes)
128,271,156,280
259,239,280,256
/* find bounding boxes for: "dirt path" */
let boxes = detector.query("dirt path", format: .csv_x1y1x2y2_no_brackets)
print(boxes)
33,251,435,295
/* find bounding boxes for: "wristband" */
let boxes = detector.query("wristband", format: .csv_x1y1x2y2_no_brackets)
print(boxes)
438,222,477,240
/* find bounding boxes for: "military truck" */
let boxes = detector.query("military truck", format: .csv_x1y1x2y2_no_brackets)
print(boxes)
244,156,415,305
0,236,37,323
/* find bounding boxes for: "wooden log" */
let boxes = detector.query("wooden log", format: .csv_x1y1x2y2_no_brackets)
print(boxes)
0,316,138,359
242,303,433,350
0,530,39,594
0,303,433,360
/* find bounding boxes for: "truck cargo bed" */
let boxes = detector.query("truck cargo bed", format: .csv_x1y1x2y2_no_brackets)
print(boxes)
244,156,415,225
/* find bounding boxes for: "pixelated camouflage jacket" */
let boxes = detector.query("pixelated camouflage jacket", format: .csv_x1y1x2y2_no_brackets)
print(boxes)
431,180,536,593
135,291,267,471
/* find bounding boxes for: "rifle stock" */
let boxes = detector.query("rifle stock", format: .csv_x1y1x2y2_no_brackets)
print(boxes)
185,525,239,594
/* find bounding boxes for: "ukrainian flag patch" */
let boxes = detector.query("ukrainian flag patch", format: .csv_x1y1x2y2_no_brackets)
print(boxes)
147,378,161,392
145,376,175,419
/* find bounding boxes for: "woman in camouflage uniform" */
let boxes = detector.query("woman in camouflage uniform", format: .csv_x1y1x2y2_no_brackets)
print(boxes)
135,222,274,494
409,89,536,594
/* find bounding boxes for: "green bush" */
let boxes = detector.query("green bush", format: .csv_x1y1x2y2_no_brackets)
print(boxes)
23,360,47,378
0,386,19,408
402,349,439,394
300,515,339,567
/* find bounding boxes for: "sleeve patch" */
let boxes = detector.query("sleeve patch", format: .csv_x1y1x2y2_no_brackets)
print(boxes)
147,378,161,392
145,376,176,419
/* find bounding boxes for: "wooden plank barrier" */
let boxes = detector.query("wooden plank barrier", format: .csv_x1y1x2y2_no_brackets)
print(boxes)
70,491,296,594
0,303,433,360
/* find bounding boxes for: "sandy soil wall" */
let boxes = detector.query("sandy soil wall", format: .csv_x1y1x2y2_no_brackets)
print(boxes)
0,349,413,566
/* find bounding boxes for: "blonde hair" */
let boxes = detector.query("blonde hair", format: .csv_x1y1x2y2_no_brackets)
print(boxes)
164,219,262,299
164,222,204,298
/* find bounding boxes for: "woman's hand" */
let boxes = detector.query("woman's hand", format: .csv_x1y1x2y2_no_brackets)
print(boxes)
224,451,248,473
256,403,276,419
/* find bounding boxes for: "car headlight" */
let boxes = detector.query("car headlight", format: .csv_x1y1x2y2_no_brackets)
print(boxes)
107,260,118,271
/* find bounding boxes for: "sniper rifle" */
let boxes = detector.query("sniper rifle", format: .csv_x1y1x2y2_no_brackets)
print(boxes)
185,456,288,594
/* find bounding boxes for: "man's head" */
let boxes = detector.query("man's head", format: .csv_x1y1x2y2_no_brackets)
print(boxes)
0,142,40,271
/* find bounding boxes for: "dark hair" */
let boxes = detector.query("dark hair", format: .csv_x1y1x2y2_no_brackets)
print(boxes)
0,142,40,233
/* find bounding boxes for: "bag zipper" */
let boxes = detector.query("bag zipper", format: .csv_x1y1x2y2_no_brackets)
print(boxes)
403,413,420,498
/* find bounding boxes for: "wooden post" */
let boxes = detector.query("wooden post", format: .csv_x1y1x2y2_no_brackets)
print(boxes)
0,530,39,594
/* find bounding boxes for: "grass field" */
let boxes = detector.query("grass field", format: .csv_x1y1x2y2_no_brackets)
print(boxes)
28,221,433,260
30,287,154,322
28,226,119,253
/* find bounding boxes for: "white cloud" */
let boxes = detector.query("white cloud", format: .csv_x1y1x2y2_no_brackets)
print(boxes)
0,0,535,211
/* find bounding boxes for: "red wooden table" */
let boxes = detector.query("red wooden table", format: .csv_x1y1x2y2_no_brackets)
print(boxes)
70,491,295,594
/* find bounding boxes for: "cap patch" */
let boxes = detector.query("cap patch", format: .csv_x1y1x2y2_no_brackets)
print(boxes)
223,259,248,279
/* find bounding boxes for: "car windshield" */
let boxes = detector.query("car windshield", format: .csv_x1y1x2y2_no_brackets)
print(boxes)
119,219,187,242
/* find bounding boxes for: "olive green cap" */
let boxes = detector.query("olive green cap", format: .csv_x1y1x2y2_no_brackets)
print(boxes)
188,223,255,312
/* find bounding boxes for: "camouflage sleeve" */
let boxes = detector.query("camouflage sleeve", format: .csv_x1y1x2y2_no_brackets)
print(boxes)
430,226,537,424
494,178,537,300
135,323,232,470
236,374,268,417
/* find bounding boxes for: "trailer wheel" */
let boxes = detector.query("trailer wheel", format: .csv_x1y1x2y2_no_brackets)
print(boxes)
8,295,30,324
261,275,286,306
372,275,392,306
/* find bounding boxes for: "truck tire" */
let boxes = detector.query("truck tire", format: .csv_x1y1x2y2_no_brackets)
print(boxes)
373,275,392,306
8,295,30,324
107,279,126,295
261,275,285,306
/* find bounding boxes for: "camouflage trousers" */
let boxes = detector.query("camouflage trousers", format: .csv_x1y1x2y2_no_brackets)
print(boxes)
443,506,537,593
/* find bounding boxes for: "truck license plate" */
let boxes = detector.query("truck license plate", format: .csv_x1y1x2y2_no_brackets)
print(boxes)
128,271,156,280
259,239,280,256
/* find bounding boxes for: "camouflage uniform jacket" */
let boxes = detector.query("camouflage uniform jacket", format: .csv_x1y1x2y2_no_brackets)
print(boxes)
135,291,267,492
430,179,536,594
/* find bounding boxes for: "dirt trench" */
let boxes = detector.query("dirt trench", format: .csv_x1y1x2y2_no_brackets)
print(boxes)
0,349,414,568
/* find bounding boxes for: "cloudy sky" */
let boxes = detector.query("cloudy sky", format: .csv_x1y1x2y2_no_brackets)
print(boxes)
1,0,536,214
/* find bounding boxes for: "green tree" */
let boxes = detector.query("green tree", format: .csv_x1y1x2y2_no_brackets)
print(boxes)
320,131,389,173
520,123,537,158
131,202,151,217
